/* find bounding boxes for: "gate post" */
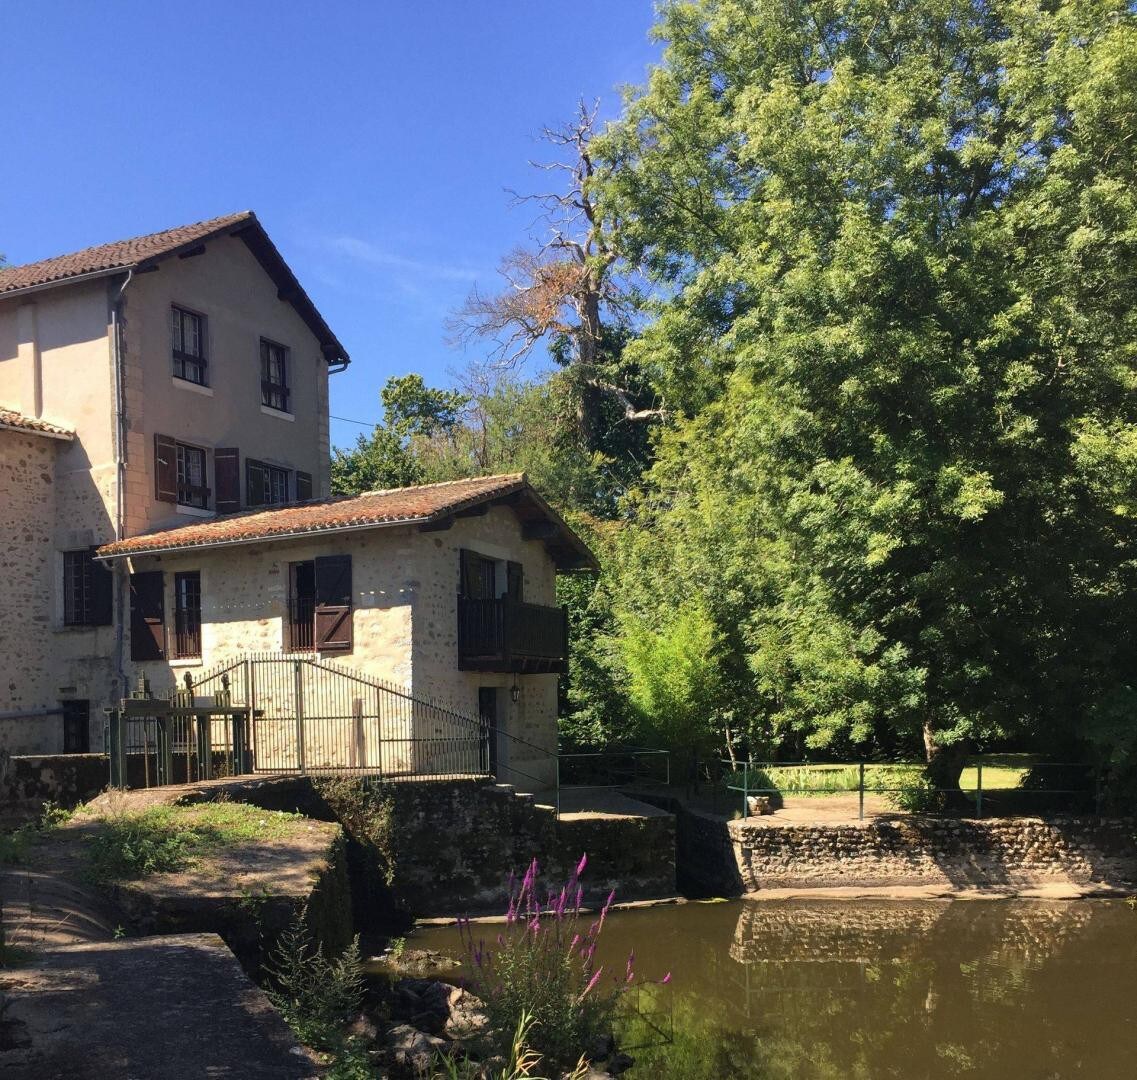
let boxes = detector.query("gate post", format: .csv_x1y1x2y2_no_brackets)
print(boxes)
245,657,257,770
105,707,126,788
294,660,306,773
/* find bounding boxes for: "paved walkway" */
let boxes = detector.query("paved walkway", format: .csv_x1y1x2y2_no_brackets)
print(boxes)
0,933,315,1078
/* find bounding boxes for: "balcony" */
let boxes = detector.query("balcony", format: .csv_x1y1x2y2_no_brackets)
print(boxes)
457,597,569,674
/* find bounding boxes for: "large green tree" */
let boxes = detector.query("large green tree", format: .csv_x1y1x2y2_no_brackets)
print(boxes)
595,0,1137,786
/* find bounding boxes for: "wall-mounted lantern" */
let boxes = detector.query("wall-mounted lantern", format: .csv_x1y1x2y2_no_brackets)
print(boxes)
510,681,521,704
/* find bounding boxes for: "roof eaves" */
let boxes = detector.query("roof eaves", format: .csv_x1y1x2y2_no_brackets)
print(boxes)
0,266,128,301
0,419,74,441
95,513,434,561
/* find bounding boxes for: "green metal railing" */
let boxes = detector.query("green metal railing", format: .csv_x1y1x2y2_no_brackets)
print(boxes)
691,758,1102,820
557,747,671,790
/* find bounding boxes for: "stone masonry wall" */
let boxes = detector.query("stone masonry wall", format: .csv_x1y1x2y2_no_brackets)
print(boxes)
214,776,676,918
0,430,64,753
730,815,1137,891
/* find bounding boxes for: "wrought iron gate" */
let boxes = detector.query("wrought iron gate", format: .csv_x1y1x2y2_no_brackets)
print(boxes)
108,652,491,783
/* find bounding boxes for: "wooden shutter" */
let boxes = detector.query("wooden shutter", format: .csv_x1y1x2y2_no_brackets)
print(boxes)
154,434,177,502
214,448,240,512
129,571,166,661
506,561,524,602
246,459,266,507
313,554,352,652
89,547,113,626
296,470,313,501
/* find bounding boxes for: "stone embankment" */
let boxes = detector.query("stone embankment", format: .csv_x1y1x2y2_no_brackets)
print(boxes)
636,794,1137,896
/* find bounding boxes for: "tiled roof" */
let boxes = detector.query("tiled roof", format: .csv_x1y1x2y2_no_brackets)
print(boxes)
0,212,253,294
96,473,597,569
0,407,74,440
0,212,349,364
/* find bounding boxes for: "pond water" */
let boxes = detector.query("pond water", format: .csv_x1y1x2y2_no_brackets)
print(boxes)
414,898,1137,1079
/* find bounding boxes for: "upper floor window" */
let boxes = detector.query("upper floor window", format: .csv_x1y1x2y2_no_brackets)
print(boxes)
260,339,290,412
171,305,207,385
62,548,112,626
246,458,290,507
176,442,209,508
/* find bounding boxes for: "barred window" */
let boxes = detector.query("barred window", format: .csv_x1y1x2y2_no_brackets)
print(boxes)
63,549,112,626
173,571,201,659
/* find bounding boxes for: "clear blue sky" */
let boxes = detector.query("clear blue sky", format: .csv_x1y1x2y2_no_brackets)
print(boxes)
0,1,660,448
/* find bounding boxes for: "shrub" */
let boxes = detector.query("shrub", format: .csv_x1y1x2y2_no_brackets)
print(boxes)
459,856,665,1072
886,774,948,815
265,916,364,1051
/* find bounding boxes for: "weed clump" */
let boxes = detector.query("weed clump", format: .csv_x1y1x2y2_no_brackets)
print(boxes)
458,855,666,1073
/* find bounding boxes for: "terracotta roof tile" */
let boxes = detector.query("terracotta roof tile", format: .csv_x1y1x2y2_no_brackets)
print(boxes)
96,473,597,570
98,474,524,557
0,408,74,439
0,212,253,294
0,211,348,364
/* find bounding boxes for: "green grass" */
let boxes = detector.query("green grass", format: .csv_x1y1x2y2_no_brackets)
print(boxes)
86,802,305,882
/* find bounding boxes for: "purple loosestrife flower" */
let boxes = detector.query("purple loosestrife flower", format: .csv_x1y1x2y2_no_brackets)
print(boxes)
576,853,588,878
579,966,604,1000
660,972,672,985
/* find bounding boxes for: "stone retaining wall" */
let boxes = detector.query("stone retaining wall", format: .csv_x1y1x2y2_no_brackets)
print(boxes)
196,775,677,918
374,780,676,916
731,815,1137,891
0,753,141,810
633,794,1136,893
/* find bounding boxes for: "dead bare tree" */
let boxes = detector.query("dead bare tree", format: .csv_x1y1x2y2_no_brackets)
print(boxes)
449,100,667,443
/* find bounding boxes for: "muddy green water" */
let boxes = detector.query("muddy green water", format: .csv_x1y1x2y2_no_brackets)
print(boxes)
414,898,1137,1079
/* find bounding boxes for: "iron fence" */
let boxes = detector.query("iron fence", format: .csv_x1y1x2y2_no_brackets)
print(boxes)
691,758,1102,819
105,651,574,807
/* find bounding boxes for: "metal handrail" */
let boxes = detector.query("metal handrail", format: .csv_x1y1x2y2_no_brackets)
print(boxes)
692,758,1103,819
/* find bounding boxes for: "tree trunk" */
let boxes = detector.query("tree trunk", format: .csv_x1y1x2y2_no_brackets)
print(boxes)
923,720,971,806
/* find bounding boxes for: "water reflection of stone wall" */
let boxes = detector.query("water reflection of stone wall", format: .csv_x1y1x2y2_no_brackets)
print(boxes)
730,816,1137,891
729,899,1096,967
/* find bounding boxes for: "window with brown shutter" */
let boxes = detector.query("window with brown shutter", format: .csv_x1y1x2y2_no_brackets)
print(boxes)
296,470,313,501
130,571,166,661
214,448,240,512
313,554,352,652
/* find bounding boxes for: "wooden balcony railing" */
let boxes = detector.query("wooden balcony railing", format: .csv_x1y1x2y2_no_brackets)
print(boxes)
457,597,569,674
